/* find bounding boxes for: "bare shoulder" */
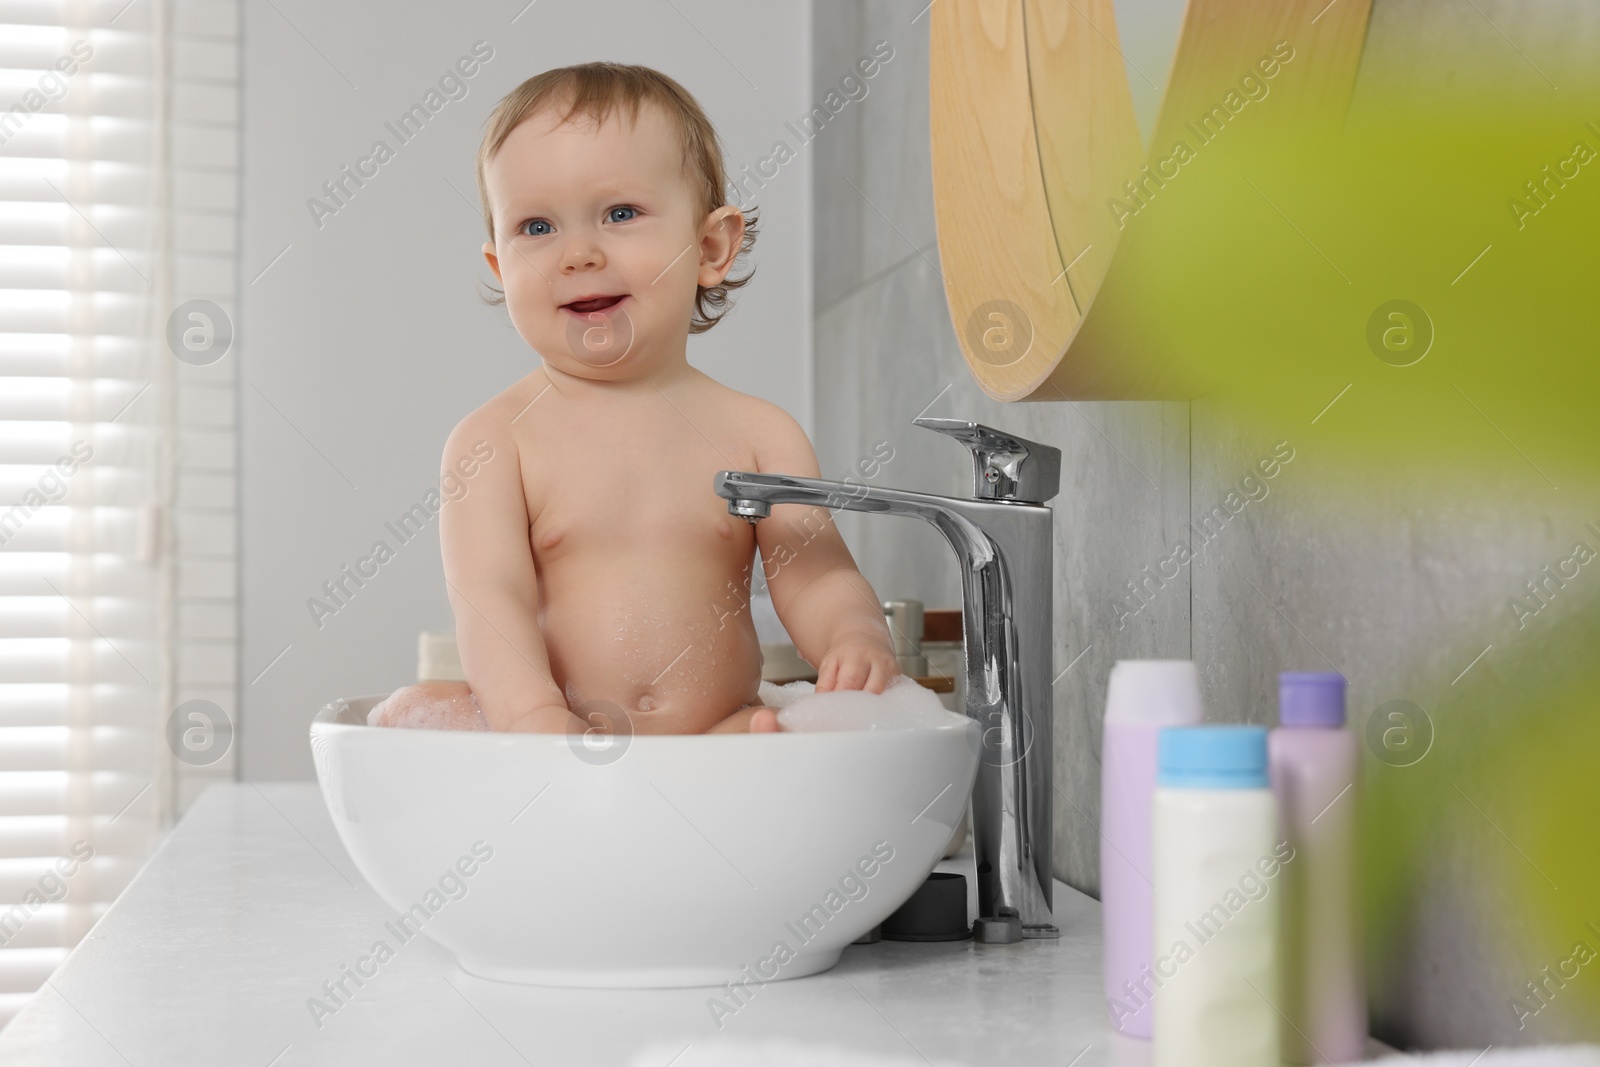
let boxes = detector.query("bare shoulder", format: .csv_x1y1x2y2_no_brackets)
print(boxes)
709,383,815,475
446,372,546,457
438,375,548,520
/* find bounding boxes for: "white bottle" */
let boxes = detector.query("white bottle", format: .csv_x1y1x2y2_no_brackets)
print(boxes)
1100,660,1205,1037
1271,672,1365,1063
1152,725,1283,1067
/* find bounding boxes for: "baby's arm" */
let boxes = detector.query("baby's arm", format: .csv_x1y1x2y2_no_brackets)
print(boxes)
749,406,899,693
439,409,586,733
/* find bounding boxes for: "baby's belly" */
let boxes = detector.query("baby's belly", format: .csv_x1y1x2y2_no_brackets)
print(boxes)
538,562,765,734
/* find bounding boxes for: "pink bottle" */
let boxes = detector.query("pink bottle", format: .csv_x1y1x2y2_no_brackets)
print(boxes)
1099,660,1204,1037
1270,672,1367,1063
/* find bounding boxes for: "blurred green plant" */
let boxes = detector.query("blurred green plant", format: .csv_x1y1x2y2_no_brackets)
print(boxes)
1095,90,1600,497
1360,591,1600,1034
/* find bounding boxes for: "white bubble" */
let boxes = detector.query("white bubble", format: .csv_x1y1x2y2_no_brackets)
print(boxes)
774,676,967,732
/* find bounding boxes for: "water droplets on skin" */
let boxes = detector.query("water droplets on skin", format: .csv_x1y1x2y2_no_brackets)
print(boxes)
569,603,755,720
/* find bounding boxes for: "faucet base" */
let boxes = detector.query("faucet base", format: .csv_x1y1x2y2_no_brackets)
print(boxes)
972,918,1060,943
973,915,1022,944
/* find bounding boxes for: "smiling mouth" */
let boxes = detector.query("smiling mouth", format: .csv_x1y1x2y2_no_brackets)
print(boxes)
562,295,627,315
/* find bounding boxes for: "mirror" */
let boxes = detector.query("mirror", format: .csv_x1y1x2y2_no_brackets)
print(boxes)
1111,0,1189,148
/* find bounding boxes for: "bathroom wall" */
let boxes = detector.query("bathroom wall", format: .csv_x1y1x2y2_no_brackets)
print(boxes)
813,0,1597,1050
238,0,813,779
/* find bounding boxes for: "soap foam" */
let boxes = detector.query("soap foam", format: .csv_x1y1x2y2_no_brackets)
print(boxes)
769,675,968,733
364,676,964,734
367,686,490,731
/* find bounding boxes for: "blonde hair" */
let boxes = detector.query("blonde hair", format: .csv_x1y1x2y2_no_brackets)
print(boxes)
475,62,759,335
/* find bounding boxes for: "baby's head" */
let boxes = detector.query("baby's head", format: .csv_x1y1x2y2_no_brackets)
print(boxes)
475,63,758,376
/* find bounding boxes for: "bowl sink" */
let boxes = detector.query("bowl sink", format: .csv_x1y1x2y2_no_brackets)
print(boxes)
309,694,979,988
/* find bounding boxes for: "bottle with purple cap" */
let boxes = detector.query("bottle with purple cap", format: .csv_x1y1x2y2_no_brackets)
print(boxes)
1271,672,1366,1063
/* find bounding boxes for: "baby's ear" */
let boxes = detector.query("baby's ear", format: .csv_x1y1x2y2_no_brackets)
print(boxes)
696,206,744,286
481,240,502,281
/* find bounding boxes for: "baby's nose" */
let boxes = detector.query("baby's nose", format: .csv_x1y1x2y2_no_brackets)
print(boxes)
560,240,604,271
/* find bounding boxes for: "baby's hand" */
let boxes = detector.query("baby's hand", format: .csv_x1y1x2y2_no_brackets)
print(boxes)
814,635,900,694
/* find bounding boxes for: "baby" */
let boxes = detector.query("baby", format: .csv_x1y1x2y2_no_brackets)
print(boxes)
370,63,899,736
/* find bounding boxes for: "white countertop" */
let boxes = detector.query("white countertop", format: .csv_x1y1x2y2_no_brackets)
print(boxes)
0,783,1135,1066
0,784,1398,1066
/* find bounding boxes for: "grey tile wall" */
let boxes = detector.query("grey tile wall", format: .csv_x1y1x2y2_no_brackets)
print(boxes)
1187,398,1590,1048
813,3,937,314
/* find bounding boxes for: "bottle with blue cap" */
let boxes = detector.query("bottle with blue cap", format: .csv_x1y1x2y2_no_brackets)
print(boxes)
1152,724,1285,1067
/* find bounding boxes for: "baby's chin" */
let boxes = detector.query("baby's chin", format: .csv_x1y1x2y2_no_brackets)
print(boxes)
537,350,651,380
535,333,684,381
519,303,672,376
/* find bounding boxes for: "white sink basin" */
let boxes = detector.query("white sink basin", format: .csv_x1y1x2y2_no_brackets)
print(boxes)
309,694,979,988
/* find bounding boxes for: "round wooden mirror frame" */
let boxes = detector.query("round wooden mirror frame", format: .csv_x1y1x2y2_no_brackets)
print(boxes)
930,0,1375,400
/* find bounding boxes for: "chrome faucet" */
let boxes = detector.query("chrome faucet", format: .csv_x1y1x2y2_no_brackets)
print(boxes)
714,417,1061,941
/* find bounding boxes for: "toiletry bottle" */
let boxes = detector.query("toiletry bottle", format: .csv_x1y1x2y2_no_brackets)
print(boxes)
1152,726,1281,1067
1271,672,1365,1064
882,599,929,677
1100,660,1205,1037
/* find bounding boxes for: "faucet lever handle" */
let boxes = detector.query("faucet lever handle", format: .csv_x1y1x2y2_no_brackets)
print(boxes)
912,418,1061,503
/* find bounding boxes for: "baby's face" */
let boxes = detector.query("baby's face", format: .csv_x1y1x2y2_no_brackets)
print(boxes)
481,102,740,377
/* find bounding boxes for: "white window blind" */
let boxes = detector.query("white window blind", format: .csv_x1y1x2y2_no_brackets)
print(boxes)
0,0,240,1027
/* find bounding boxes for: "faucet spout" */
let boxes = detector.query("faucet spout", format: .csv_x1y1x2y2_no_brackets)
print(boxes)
714,459,1060,940
712,472,996,564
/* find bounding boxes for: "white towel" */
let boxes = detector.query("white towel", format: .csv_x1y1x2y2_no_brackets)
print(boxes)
1360,1048,1600,1067
627,1039,971,1067
630,1044,1600,1067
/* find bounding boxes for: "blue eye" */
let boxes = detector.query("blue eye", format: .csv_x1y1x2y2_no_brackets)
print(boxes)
520,219,552,236
608,206,638,223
